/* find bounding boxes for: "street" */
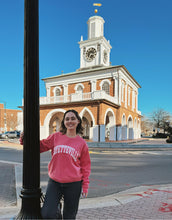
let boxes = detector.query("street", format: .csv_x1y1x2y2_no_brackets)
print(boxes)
0,142,172,198
88,150,172,197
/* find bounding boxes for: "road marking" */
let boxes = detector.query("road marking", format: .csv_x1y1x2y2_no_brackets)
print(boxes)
0,160,22,165
89,150,172,155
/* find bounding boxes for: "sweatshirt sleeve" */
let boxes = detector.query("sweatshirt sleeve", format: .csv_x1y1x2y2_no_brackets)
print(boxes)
80,142,91,193
40,133,55,153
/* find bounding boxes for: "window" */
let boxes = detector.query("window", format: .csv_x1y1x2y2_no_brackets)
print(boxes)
102,82,110,95
53,86,62,96
75,83,84,93
77,85,83,93
91,22,95,38
55,88,61,96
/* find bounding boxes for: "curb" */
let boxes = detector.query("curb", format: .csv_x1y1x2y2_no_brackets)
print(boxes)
79,184,172,209
1,184,172,219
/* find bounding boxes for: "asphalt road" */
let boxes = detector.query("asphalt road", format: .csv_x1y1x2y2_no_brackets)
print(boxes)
88,150,172,197
0,145,172,198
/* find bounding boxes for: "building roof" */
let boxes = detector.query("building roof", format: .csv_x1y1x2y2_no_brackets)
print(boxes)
42,65,141,88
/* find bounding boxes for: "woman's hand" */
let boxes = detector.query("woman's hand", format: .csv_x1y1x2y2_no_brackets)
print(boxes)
82,192,88,198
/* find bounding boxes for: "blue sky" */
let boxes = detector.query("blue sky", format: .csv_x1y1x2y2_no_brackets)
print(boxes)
0,0,172,117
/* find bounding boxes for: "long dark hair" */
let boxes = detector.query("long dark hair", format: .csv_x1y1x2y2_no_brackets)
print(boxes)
60,109,84,135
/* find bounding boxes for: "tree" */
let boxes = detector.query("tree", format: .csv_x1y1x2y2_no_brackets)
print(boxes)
141,115,153,135
149,108,172,133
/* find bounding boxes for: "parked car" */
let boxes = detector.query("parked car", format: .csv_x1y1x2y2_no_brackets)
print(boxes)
0,131,9,139
0,133,4,139
0,131,20,139
16,131,21,137
7,131,18,138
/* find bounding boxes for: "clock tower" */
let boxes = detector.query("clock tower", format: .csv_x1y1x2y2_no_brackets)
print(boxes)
78,15,112,70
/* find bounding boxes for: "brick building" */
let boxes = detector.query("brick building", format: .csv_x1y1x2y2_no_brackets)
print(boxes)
39,15,142,141
0,103,22,132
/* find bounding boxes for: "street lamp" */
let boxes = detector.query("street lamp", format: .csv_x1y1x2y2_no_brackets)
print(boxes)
15,0,42,219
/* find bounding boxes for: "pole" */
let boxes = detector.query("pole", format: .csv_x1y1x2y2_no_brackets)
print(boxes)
16,0,42,218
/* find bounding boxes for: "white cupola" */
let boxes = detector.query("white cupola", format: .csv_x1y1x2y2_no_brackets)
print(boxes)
78,15,112,71
87,16,104,39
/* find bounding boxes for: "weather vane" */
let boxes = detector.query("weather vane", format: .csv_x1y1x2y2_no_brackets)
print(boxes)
93,3,102,14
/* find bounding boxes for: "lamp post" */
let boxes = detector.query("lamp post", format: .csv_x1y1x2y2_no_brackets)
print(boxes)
16,0,42,219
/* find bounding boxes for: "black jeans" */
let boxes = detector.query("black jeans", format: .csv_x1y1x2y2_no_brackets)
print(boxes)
41,178,82,219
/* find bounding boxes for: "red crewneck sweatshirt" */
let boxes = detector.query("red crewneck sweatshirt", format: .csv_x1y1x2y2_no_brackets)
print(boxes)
40,132,91,193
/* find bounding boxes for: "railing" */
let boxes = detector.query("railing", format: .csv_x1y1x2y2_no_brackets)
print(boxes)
40,90,117,105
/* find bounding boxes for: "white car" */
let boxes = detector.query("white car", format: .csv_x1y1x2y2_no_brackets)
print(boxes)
7,131,18,138
0,132,9,139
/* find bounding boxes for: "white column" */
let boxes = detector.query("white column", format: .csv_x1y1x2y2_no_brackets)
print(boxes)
80,46,84,69
97,43,101,66
118,77,122,105
136,91,138,111
90,127,93,140
125,84,127,108
90,80,97,92
132,90,135,111
46,87,51,104
63,84,68,102
46,87,50,97
40,126,46,140
113,75,118,104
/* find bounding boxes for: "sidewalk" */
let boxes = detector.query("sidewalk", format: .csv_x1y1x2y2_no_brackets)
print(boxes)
1,182,172,219
77,184,172,219
1,140,172,219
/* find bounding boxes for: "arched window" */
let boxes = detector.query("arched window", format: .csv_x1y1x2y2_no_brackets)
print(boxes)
53,86,62,96
102,82,110,94
77,85,83,93
74,83,84,93
55,88,61,96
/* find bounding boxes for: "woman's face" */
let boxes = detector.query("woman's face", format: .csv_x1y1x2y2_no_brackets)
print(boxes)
64,111,80,132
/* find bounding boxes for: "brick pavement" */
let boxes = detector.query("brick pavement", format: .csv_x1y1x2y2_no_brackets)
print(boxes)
77,188,172,219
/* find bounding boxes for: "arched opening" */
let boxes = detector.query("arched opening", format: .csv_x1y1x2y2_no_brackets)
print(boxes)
105,114,110,140
82,117,90,139
80,109,94,140
55,88,61,96
128,116,133,139
102,82,110,95
122,114,127,140
77,85,83,93
134,118,137,139
49,112,64,135
104,109,116,141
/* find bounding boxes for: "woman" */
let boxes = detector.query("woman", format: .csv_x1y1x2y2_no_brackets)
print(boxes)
28,109,91,219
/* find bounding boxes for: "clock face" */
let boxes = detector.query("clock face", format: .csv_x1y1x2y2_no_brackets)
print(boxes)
85,47,97,62
103,50,108,63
